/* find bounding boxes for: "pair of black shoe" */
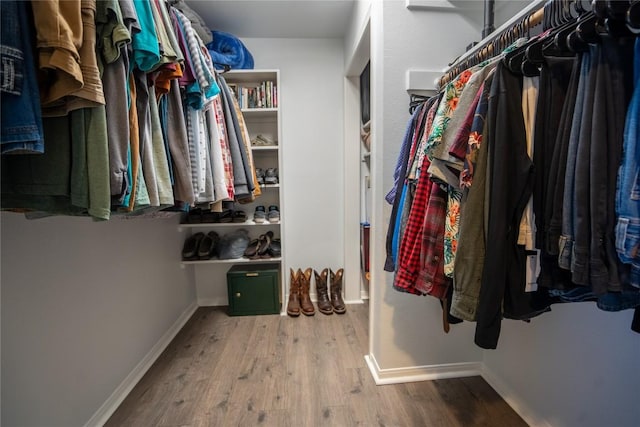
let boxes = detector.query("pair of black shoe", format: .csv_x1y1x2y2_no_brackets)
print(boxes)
182,231,220,260
187,208,247,224
243,231,281,259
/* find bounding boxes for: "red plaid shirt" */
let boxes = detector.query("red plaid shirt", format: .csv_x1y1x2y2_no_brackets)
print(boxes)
416,182,449,299
394,158,434,295
394,96,451,298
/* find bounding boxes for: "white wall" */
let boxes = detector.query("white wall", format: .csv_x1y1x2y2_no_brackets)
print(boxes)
344,0,372,74
237,38,349,297
1,213,196,426
483,305,640,427
494,0,536,29
368,0,485,371
343,0,373,302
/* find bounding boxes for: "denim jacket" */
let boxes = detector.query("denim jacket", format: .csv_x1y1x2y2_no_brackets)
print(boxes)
615,39,640,288
0,1,44,154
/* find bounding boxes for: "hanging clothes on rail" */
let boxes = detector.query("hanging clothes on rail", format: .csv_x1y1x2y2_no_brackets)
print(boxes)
451,72,494,321
388,2,640,348
1,0,261,220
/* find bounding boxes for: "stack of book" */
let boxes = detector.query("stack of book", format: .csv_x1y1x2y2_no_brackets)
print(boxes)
229,81,278,109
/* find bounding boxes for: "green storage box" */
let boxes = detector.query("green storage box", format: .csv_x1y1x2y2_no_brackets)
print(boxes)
226,264,281,316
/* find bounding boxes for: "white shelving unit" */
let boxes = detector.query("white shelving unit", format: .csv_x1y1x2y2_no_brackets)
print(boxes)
180,69,285,310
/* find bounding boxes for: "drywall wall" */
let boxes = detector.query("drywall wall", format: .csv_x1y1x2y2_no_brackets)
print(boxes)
1,213,196,426
343,0,373,302
483,304,640,427
195,38,350,302
368,0,484,374
344,0,372,75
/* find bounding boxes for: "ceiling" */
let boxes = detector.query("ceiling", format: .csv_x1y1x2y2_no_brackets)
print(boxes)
186,0,356,39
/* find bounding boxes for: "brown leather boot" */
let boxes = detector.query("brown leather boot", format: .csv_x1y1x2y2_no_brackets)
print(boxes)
298,268,315,316
314,269,333,315
329,268,346,314
286,268,301,317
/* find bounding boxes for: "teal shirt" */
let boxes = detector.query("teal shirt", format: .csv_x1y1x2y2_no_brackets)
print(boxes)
132,0,160,71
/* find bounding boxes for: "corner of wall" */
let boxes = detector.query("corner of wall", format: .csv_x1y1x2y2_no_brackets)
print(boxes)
365,353,482,386
481,362,552,427
84,302,198,427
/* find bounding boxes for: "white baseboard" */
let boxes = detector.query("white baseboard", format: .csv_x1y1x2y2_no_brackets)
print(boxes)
85,302,198,427
345,299,364,304
481,366,552,427
364,353,482,385
197,297,228,307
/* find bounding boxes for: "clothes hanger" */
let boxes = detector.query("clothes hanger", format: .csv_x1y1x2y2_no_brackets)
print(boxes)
628,0,640,32
214,63,231,73
520,16,542,76
597,0,635,37
566,13,594,51
409,94,429,114
574,0,588,15
539,0,599,57
576,12,603,43
503,20,529,73
553,0,590,49
592,0,608,19
607,0,630,20
604,16,634,36
523,0,573,60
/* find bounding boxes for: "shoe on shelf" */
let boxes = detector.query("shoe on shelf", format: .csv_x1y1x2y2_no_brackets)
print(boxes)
268,238,281,257
232,210,247,223
253,205,267,223
207,231,220,257
251,134,277,146
182,232,205,260
186,207,202,223
244,238,261,258
218,209,233,223
264,168,278,185
267,205,280,223
258,231,274,256
201,209,218,223
255,168,265,185
197,231,220,260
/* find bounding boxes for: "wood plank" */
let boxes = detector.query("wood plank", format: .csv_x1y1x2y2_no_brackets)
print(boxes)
106,303,527,427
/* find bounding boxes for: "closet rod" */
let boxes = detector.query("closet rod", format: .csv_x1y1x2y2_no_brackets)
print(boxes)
436,0,546,88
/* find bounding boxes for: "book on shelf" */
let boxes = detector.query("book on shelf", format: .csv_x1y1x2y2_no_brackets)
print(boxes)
232,81,278,109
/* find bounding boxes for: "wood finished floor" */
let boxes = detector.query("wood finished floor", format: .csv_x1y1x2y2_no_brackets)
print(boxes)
106,302,527,427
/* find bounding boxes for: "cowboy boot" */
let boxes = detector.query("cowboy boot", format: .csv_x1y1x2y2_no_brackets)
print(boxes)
298,268,315,316
314,269,333,315
286,268,301,317
329,268,346,314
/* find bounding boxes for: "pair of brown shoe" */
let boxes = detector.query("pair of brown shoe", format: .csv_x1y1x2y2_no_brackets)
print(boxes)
286,268,346,317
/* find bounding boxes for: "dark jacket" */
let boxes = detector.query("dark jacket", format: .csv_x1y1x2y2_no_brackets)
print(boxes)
474,63,535,349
